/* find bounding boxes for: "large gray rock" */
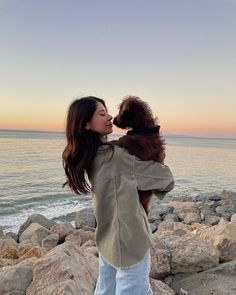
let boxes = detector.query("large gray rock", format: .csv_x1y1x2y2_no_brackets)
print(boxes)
0,257,36,295
156,220,191,247
65,233,82,247
164,213,179,222
150,202,173,220
17,240,38,258
208,194,222,202
197,202,215,221
205,259,236,276
203,214,221,226
5,232,18,242
0,238,18,259
18,214,56,238
19,246,46,262
42,234,59,251
150,236,171,279
157,220,191,239
170,232,219,274
19,223,49,245
50,223,76,243
0,258,19,268
221,190,236,200
171,271,236,295
183,212,201,224
75,208,96,229
77,229,95,245
215,203,236,220
194,193,222,203
194,218,236,262
157,219,175,233
150,278,175,295
26,241,98,295
170,201,200,222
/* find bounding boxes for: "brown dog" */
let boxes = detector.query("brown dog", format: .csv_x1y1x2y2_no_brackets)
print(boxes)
112,96,165,216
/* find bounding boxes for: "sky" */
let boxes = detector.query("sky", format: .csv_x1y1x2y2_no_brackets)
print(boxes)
0,0,236,138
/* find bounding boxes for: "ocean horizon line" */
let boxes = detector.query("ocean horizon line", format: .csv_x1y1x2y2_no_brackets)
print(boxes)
0,128,236,141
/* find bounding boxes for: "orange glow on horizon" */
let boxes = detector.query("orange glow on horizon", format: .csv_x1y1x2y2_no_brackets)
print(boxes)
0,116,235,138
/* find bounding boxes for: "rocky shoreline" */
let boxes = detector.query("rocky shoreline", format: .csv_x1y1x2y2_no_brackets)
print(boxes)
1,190,236,294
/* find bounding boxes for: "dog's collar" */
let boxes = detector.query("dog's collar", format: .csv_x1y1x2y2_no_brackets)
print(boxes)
126,125,160,136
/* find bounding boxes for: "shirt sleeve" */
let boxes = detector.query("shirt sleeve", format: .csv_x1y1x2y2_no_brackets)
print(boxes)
133,156,174,195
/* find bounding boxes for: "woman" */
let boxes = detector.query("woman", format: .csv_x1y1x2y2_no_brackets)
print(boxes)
63,96,174,295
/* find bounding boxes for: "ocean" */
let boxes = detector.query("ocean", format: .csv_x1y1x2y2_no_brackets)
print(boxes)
0,130,236,233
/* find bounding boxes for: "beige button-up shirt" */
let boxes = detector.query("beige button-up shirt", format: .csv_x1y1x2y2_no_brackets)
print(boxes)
89,144,174,269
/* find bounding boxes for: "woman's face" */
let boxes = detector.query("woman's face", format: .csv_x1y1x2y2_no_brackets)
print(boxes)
86,101,113,136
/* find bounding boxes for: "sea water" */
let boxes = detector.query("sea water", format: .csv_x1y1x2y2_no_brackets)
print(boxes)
0,130,236,232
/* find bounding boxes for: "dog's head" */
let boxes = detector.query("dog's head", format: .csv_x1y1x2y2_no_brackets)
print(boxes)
113,96,156,130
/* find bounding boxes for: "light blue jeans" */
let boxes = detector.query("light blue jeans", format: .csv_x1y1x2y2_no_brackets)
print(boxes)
94,251,153,295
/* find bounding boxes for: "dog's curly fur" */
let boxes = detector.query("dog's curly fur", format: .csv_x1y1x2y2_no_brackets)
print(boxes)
112,96,166,216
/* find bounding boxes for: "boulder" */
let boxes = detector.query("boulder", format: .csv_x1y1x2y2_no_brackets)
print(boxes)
221,190,236,200
215,203,236,220
194,193,222,203
150,222,158,233
0,257,36,295
65,233,82,247
42,233,59,251
171,271,236,295
197,202,216,220
172,222,191,234
156,220,191,246
204,214,221,226
19,223,49,245
26,241,98,295
150,218,162,229
50,223,76,243
208,194,222,202
170,232,219,274
183,212,201,224
80,239,96,249
164,213,179,222
158,220,191,240
195,218,236,262
0,258,19,268
150,202,173,220
150,236,171,279
77,229,95,245
18,214,56,238
5,232,18,242
17,240,39,258
0,238,18,259
194,194,209,203
150,278,175,295
82,225,95,232
157,219,174,233
75,208,96,229
170,201,200,221
205,259,236,276
19,246,46,262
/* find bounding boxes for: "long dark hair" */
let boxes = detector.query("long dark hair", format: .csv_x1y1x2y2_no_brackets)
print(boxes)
62,96,107,194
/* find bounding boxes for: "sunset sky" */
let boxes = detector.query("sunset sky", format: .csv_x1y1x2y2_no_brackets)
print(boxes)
0,0,236,138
